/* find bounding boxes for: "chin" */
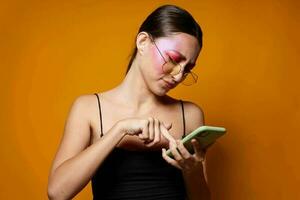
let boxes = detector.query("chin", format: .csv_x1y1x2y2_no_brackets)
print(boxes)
148,79,171,96
153,85,170,96
156,91,167,96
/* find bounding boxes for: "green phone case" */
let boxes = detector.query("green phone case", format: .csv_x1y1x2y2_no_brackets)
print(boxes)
166,125,226,157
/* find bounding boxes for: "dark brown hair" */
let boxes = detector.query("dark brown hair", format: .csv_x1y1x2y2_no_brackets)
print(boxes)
126,5,203,74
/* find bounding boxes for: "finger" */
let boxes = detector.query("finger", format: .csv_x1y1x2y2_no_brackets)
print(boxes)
175,139,192,159
153,118,161,143
148,117,154,141
155,120,161,143
162,148,182,170
160,123,176,144
140,119,149,140
169,141,183,162
145,118,160,147
191,139,205,161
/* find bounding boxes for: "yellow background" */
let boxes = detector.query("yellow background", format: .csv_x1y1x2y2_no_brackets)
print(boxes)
1,0,299,199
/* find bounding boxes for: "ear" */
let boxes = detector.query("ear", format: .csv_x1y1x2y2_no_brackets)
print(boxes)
136,32,151,55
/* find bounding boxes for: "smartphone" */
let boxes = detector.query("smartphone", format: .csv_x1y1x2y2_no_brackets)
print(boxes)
166,125,226,157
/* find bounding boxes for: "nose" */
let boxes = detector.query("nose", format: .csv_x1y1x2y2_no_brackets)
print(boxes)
171,71,184,83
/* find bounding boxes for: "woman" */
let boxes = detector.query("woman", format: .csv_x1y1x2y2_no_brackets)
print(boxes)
48,4,211,200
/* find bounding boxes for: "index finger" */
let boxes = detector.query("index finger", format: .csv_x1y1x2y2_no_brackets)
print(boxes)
160,123,176,144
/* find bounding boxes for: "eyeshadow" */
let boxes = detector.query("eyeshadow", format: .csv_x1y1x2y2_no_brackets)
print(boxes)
166,51,185,62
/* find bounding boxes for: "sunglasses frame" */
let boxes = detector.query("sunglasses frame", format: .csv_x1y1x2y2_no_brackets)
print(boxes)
149,35,198,86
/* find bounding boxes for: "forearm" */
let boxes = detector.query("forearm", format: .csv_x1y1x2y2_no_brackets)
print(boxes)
48,123,125,200
182,163,211,200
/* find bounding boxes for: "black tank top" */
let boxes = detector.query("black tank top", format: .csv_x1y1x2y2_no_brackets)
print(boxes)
91,93,187,200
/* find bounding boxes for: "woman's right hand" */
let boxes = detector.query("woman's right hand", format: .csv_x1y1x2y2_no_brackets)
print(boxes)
117,117,175,147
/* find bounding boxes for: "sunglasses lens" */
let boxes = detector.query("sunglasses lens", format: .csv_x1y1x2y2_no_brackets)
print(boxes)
162,62,173,74
153,39,198,86
162,62,181,75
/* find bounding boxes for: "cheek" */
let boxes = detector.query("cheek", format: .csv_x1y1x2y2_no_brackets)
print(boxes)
150,51,164,75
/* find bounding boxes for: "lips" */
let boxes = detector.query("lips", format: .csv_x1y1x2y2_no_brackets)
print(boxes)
163,80,175,89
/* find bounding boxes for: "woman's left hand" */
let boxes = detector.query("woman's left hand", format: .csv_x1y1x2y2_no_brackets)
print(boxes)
162,139,207,172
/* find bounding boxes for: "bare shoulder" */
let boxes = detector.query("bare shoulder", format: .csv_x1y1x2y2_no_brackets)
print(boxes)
68,93,99,122
49,93,98,174
181,100,205,133
72,93,97,105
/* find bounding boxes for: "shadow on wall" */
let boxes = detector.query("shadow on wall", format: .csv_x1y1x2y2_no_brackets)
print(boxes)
207,142,231,198
206,128,251,199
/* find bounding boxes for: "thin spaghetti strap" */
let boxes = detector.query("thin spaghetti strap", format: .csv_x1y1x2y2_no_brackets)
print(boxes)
180,100,186,138
94,93,103,137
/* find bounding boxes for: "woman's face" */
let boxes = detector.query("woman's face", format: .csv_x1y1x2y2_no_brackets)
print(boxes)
139,32,201,96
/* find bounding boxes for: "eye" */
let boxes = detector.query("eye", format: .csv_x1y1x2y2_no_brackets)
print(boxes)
167,55,177,64
166,51,184,63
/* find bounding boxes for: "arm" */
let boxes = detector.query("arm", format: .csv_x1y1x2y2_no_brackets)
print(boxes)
162,101,211,200
182,158,211,200
182,102,211,200
47,95,126,200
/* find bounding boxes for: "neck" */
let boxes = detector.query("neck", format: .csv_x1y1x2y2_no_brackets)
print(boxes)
112,61,164,112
